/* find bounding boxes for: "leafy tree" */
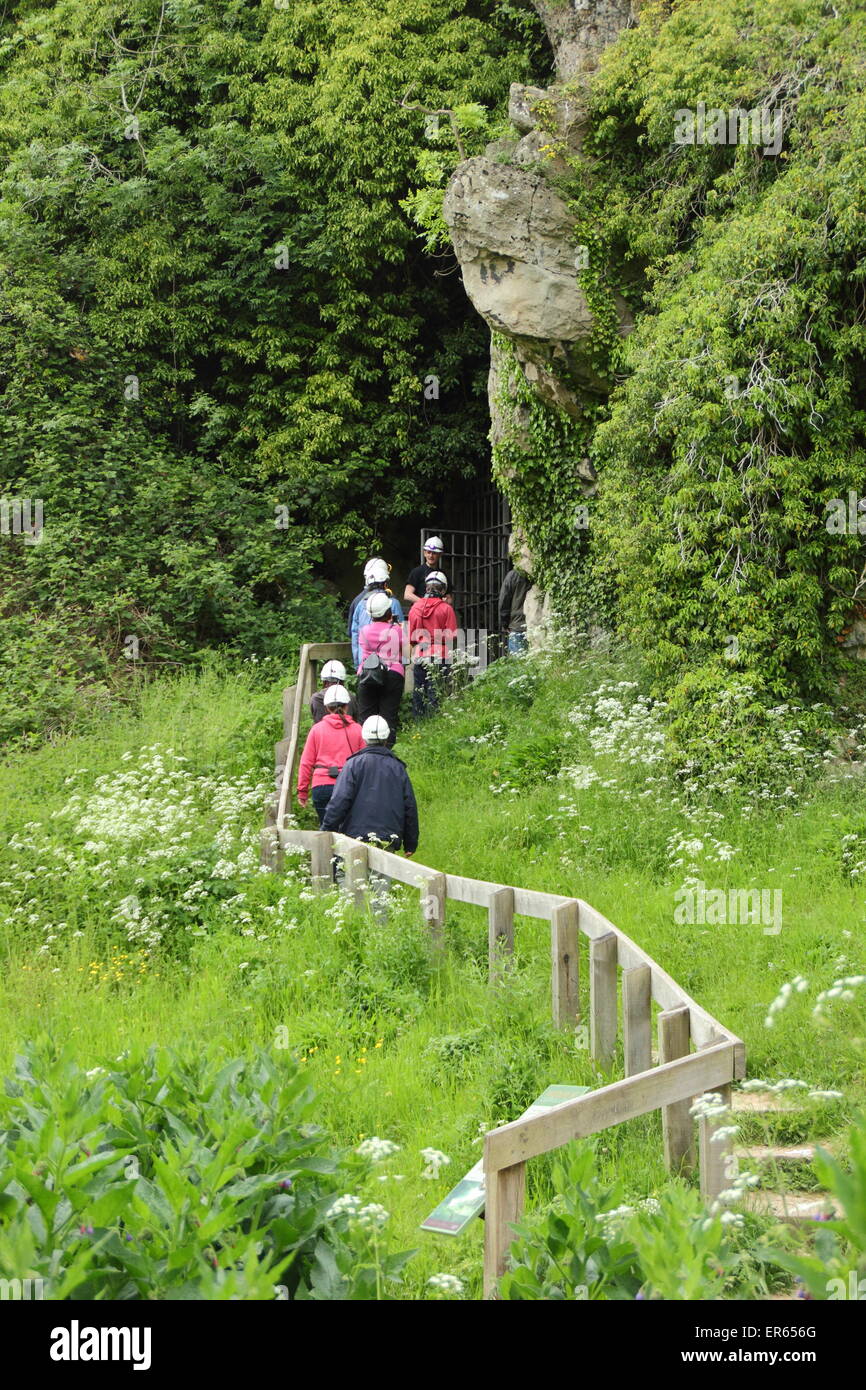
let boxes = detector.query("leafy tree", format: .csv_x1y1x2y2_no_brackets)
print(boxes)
0,0,544,742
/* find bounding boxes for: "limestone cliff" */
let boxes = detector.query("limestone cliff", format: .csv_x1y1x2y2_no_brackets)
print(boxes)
442,1,641,633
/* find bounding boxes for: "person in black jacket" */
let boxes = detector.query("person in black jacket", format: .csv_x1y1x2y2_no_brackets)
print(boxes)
321,715,419,855
309,660,358,724
498,537,534,656
498,566,532,654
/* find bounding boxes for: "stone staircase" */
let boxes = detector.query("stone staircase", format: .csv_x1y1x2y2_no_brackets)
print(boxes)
730,1090,836,1224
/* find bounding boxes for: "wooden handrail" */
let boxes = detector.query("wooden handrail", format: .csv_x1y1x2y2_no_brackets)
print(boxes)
278,827,742,1055
483,1042,737,1171
275,641,353,828
481,1043,739,1295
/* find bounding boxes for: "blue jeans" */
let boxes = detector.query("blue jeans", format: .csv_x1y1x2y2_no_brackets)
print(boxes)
508,631,528,655
412,660,450,717
311,784,333,827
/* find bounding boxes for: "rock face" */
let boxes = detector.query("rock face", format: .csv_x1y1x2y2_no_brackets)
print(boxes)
442,1,638,419
442,1,640,630
445,158,593,344
532,0,637,82
443,102,633,414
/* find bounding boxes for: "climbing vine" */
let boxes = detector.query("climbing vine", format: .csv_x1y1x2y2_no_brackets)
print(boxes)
490,335,613,629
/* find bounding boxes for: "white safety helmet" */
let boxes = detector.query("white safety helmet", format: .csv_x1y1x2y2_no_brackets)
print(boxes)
365,558,390,584
423,536,444,554
425,570,448,592
323,684,351,708
367,591,392,620
361,715,390,744
321,660,346,682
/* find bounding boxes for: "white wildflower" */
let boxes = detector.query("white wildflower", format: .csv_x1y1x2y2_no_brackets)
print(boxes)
329,1194,361,1219
420,1147,452,1180
356,1137,401,1162
427,1273,464,1296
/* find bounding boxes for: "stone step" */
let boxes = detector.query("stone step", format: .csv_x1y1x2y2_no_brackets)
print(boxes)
732,1090,809,1114
743,1190,834,1223
735,1144,817,1166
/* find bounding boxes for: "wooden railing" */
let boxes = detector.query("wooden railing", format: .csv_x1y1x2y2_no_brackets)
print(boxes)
262,822,746,1298
271,641,354,828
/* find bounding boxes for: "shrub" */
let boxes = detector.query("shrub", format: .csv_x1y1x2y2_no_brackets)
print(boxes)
499,1141,768,1300
0,1044,412,1300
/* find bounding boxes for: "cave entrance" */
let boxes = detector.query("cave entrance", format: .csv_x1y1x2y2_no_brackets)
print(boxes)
420,485,511,638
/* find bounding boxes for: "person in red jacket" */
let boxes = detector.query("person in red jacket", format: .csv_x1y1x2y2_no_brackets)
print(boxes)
297,685,365,825
408,570,458,717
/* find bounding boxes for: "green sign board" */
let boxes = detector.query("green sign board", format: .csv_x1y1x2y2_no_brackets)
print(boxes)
420,1084,591,1236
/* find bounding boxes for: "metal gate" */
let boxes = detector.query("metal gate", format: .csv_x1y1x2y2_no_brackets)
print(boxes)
421,490,510,638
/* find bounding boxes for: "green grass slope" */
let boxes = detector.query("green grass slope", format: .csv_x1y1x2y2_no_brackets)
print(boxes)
0,644,863,1298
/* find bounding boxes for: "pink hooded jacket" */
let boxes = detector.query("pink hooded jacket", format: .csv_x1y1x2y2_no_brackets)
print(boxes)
297,713,364,802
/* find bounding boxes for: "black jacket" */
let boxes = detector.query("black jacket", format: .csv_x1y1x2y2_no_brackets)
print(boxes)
310,689,358,724
321,745,419,853
498,568,532,633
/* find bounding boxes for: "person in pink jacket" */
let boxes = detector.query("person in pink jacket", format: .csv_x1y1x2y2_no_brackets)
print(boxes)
297,685,365,824
357,591,406,747
408,571,458,717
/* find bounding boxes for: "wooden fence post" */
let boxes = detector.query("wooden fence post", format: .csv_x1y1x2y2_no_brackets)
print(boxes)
309,832,333,893
488,887,515,986
344,843,369,910
590,931,618,1069
623,964,652,1077
699,1079,734,1202
659,1006,696,1174
483,1150,525,1299
260,827,281,871
421,871,447,959
551,900,580,1029
282,685,297,739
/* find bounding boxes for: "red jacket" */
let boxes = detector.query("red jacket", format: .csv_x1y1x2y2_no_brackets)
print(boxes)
408,596,458,661
297,713,365,802
358,620,406,675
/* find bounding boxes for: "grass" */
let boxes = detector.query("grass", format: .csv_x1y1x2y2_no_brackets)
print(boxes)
0,645,864,1298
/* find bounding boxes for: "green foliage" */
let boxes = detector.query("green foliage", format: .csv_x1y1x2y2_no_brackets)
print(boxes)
585,0,866,759
0,1042,411,1299
0,606,117,749
500,1145,643,1301
0,0,543,737
423,1029,486,1077
485,0,866,765
500,1140,770,1301
491,336,611,626
758,1118,866,1301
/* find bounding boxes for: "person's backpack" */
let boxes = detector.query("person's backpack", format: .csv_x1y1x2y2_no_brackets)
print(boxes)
360,653,388,688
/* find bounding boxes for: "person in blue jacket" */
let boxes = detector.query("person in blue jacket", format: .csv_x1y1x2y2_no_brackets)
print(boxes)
347,556,389,632
321,715,419,855
350,558,403,668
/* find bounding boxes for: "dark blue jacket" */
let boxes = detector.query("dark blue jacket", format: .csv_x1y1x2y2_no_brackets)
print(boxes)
321,745,419,853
